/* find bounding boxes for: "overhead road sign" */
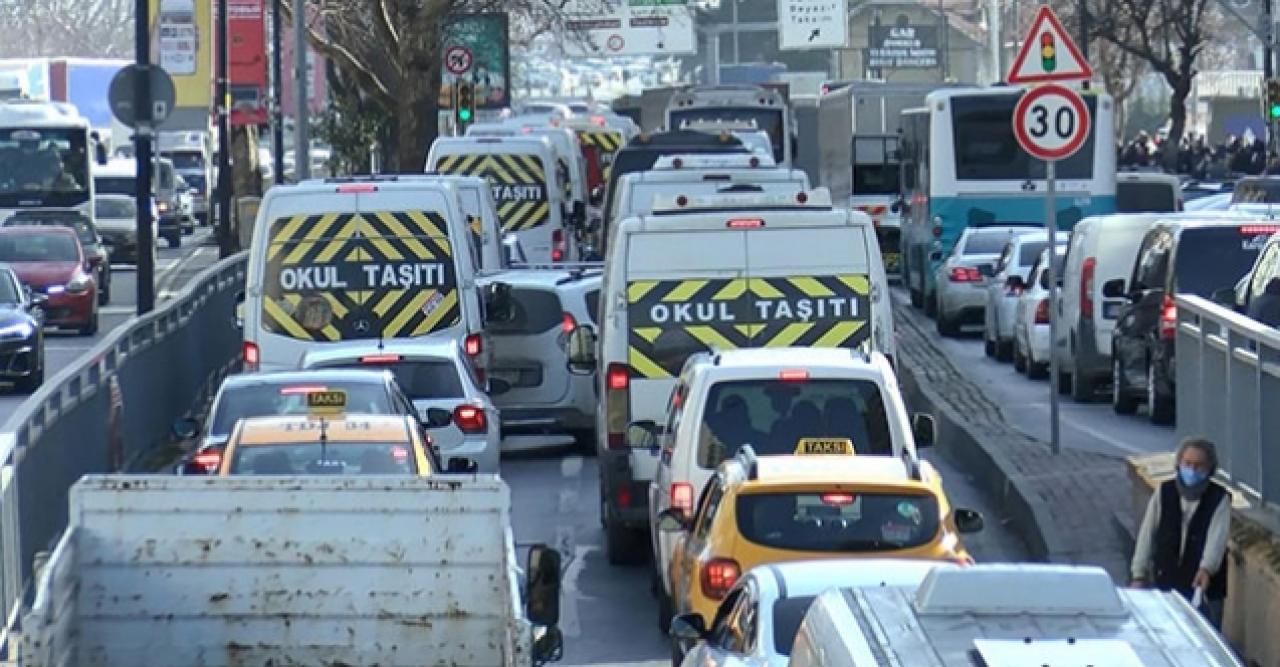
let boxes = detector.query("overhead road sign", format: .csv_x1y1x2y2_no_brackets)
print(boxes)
561,0,697,56
778,0,850,50
1006,5,1093,84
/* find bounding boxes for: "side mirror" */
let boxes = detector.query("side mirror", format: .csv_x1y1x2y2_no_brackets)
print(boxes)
1005,275,1025,291
424,407,453,429
1101,278,1126,299
484,282,516,323
929,250,943,262
172,417,200,440
954,508,985,533
487,377,512,396
525,544,562,626
656,507,691,533
565,325,598,375
625,420,657,449
669,613,707,641
911,413,936,448
445,457,479,474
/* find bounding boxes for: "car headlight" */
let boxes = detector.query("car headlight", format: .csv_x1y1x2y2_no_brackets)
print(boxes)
66,276,91,294
0,321,33,339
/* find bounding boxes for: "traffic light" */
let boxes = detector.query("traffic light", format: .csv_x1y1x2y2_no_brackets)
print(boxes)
1040,33,1057,72
456,80,476,127
1267,80,1280,120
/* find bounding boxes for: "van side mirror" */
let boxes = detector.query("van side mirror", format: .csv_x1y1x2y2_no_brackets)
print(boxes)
172,417,200,440
566,325,597,374
656,507,692,533
954,508,984,533
911,413,935,448
1101,278,1126,299
484,282,515,323
669,613,707,641
625,420,657,449
526,544,562,626
929,250,943,262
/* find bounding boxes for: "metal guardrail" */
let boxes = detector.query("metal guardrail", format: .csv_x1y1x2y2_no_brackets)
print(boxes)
0,252,247,652
1176,294,1280,510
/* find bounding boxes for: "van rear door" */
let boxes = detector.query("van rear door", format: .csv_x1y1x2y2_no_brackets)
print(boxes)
433,149,557,261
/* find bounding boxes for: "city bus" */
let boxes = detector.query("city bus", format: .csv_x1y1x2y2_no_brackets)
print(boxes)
0,100,101,226
665,84,794,165
897,87,1117,309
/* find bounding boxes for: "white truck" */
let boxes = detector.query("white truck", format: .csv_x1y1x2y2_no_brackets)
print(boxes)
21,476,564,667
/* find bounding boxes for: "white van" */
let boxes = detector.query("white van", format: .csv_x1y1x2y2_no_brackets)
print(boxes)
1056,213,1165,401
468,120,590,228
566,189,891,564
1117,172,1182,213
427,136,572,264
430,174,506,273
788,564,1242,666
242,177,492,374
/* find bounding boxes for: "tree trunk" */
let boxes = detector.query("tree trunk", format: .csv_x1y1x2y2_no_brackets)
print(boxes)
1163,72,1192,171
391,2,446,173
228,126,261,253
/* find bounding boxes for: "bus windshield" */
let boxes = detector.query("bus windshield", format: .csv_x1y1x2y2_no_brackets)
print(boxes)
0,127,90,207
669,107,785,163
951,94,1095,181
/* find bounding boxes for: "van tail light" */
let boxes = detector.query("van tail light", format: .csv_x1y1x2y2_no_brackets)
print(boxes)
465,333,483,357
671,482,694,519
189,449,223,474
242,341,260,371
453,405,488,434
700,558,741,600
552,229,566,262
617,484,632,508
562,312,578,336
949,267,982,283
1081,257,1097,319
1035,298,1051,325
1160,295,1177,340
605,363,631,450
778,369,809,382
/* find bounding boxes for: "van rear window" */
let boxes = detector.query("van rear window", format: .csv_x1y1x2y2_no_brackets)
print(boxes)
736,491,940,552
488,287,562,335
1175,227,1275,296
1117,181,1177,213
434,153,551,233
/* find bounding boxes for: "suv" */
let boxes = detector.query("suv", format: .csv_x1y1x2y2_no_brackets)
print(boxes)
644,347,931,631
1107,218,1278,422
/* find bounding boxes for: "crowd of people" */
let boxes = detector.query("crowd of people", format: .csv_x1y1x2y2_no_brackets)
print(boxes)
1118,130,1280,178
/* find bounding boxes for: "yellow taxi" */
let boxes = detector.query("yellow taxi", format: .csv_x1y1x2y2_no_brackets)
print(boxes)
215,389,438,476
659,447,984,627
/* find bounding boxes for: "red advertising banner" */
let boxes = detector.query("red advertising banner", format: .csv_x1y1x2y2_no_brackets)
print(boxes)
228,0,267,125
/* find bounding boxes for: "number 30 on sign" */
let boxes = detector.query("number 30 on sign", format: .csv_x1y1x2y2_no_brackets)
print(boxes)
1012,83,1091,161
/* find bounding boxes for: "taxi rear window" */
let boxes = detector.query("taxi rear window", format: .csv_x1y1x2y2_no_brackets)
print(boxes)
319,361,464,400
736,491,940,552
697,379,891,468
211,383,393,436
228,442,419,475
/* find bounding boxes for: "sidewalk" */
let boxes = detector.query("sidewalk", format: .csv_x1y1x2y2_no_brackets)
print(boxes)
893,296,1132,580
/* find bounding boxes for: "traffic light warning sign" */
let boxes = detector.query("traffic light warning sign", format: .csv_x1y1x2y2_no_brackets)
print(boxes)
1007,6,1093,84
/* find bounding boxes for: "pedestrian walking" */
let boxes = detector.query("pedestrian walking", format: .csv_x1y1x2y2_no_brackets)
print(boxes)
1130,437,1231,627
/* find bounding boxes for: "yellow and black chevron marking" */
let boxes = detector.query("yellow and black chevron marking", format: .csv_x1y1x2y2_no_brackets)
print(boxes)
627,274,872,378
434,153,550,232
577,129,623,182
263,210,460,342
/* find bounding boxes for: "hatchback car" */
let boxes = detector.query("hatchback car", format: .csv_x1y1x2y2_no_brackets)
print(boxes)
0,265,45,392
3,209,111,305
173,369,426,474
0,226,98,335
932,224,1039,335
982,232,1067,360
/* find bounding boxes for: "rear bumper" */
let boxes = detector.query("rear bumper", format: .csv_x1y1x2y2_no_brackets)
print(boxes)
938,283,988,321
500,406,594,433
1073,318,1110,381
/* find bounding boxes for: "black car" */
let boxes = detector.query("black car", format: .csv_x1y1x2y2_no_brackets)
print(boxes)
3,210,112,305
0,265,46,393
1106,218,1277,423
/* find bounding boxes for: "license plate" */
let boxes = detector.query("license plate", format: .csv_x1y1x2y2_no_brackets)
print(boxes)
795,438,855,455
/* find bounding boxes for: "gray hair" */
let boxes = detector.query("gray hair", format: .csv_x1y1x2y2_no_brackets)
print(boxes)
1177,437,1219,473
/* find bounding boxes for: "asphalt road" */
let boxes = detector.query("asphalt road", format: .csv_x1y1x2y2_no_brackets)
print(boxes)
892,288,1175,457
0,228,220,424
504,448,1030,667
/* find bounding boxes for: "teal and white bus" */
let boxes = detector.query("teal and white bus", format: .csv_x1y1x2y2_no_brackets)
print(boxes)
898,87,1116,308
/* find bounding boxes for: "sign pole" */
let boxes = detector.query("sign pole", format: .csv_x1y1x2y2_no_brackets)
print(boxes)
133,0,155,315
1045,158,1061,455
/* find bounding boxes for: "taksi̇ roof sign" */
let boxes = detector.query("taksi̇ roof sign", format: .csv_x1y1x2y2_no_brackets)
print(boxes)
1006,5,1092,84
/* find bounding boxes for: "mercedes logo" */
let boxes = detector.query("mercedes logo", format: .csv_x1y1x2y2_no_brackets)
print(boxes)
352,319,372,334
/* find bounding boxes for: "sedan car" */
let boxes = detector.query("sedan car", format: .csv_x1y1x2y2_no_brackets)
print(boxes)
1012,246,1067,380
0,226,98,335
94,194,159,265
172,369,426,475
301,340,501,473
932,224,1040,336
982,232,1068,360
0,265,45,393
3,209,111,305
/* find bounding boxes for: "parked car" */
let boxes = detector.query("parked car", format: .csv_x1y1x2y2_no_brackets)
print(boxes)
0,264,45,392
94,194,159,265
0,226,98,335
982,231,1067,361
932,224,1039,336
1013,246,1067,380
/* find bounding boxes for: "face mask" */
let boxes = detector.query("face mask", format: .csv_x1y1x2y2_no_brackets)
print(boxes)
1178,465,1208,487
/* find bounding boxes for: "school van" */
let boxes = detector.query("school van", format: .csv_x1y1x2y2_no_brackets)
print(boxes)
565,189,891,564
467,121,590,229
430,174,506,273
427,136,571,264
242,177,491,374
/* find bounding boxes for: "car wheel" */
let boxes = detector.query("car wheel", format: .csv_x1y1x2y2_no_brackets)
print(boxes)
605,516,645,566
14,365,42,393
909,286,923,308
1013,337,1027,373
996,339,1014,362
79,307,99,337
924,291,937,317
98,273,110,306
1112,357,1139,415
935,304,959,337
1057,369,1072,395
1147,364,1175,424
656,576,674,633
1025,345,1047,379
571,429,596,457
983,336,996,357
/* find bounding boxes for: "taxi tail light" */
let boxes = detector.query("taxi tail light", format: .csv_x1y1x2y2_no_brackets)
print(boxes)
454,405,487,434
778,369,809,382
605,363,630,450
670,482,694,518
821,492,856,506
1081,257,1097,319
391,446,409,461
1160,295,1178,340
726,219,764,228
700,558,741,600
562,312,578,336
552,229,566,262
948,267,982,283
1034,298,1051,325
242,341,260,371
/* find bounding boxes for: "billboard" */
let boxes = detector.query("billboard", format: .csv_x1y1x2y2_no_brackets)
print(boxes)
866,24,939,70
149,0,213,112
439,13,510,110
227,0,268,125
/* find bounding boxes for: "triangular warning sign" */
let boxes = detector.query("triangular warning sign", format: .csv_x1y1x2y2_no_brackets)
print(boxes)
1006,6,1093,84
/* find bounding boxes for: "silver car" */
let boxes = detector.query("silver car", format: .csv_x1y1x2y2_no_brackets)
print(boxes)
300,339,502,473
482,266,601,454
933,224,1040,336
982,231,1068,360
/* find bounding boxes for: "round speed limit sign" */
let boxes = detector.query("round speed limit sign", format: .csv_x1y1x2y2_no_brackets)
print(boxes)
1013,84,1091,161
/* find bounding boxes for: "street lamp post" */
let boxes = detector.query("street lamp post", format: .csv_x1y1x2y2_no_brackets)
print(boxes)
133,0,155,314
272,0,285,183
216,0,233,257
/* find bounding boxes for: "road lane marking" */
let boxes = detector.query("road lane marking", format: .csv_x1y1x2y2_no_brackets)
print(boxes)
558,456,583,638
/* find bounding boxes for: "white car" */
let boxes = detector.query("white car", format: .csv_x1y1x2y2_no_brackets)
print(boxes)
673,559,957,667
300,339,502,473
982,231,1067,361
1012,246,1067,380
646,347,930,631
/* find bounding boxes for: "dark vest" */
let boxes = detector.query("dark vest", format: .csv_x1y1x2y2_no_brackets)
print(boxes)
1153,480,1228,600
